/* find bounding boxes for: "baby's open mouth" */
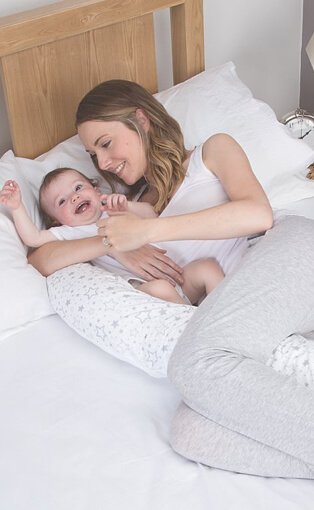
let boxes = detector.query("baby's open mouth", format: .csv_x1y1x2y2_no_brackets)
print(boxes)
75,201,90,214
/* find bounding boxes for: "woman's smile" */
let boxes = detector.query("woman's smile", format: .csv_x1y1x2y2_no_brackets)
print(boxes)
112,161,126,176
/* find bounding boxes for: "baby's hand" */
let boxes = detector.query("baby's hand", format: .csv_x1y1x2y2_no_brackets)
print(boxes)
0,180,22,210
101,193,129,212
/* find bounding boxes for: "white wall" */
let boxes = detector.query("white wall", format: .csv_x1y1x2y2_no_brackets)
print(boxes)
0,0,303,156
300,0,314,112
204,0,303,118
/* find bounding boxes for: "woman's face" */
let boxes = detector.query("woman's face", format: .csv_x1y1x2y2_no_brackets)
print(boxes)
78,118,148,186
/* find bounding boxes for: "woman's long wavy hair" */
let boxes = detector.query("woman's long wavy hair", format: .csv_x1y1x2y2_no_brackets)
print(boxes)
76,80,187,213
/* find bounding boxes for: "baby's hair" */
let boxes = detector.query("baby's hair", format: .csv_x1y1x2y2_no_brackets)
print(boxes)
39,167,98,227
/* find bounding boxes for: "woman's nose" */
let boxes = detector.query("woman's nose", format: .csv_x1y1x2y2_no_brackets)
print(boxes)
97,153,112,171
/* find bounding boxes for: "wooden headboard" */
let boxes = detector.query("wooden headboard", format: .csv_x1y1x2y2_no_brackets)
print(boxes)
0,0,204,159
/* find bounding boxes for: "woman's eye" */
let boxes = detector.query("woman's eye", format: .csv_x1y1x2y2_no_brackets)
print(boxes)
102,140,111,149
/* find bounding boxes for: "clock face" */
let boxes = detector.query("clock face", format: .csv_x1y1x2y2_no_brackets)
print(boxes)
283,110,314,140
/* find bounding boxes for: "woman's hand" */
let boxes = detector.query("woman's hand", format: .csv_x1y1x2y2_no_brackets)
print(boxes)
97,213,183,284
110,244,184,286
97,212,153,251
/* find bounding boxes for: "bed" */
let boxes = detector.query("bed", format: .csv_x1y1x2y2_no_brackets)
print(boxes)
1,1,314,508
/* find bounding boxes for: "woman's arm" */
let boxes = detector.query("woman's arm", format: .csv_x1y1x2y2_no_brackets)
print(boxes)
28,236,109,276
127,201,157,218
28,236,183,284
97,134,273,251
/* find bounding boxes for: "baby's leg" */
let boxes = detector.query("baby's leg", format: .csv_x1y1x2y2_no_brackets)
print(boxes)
182,259,224,305
138,279,187,304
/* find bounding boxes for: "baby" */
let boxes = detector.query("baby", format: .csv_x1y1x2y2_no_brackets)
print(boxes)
0,167,224,305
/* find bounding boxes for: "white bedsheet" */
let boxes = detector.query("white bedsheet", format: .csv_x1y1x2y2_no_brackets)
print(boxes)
284,195,314,220
1,314,314,510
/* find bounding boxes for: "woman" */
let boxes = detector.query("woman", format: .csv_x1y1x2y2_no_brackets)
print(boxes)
30,80,314,478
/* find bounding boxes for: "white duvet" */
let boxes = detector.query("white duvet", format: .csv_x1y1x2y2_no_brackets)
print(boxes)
1,314,314,510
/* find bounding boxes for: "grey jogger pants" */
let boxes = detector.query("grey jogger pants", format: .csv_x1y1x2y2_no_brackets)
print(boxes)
168,215,314,478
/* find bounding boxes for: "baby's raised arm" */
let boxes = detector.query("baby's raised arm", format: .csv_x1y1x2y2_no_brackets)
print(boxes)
0,179,55,248
0,179,22,210
102,193,157,218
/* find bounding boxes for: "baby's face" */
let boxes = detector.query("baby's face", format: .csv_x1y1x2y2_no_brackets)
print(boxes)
42,170,102,226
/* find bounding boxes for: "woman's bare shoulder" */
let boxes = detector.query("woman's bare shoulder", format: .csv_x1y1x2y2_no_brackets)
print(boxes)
203,133,237,152
202,133,246,164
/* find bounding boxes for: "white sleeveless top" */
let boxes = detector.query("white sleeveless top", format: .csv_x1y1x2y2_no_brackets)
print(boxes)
51,144,248,277
157,144,249,275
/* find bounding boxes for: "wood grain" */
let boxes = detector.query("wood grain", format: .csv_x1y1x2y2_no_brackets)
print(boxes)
0,0,204,158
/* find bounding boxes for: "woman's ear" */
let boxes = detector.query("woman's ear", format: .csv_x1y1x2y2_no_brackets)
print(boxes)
135,109,150,131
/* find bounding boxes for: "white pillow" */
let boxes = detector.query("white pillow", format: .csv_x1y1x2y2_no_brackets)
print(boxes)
0,214,54,338
0,145,110,338
47,263,194,377
0,152,54,338
0,151,40,224
155,62,314,207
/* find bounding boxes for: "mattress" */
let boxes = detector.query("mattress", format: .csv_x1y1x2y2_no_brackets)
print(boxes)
1,312,314,510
